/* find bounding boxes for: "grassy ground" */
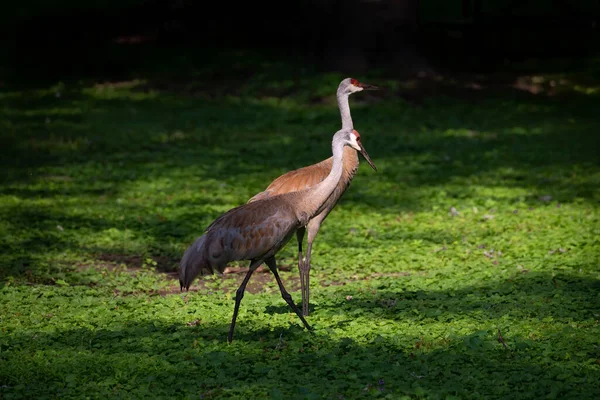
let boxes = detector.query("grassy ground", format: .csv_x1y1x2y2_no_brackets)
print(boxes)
1,50,599,399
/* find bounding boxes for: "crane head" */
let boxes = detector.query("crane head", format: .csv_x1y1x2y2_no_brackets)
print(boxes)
350,129,377,171
340,77,380,94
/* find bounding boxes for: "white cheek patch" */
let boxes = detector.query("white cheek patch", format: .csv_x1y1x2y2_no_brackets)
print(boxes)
349,135,361,150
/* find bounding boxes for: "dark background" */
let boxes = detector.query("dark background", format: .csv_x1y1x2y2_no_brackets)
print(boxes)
2,0,599,85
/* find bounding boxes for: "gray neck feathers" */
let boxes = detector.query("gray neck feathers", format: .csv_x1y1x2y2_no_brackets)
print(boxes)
337,88,353,130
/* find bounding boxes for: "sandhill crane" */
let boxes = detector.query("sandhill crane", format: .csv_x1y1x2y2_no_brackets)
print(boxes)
179,128,375,342
247,77,379,316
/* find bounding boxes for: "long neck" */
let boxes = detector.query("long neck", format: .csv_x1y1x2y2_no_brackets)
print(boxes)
299,137,346,218
337,90,353,130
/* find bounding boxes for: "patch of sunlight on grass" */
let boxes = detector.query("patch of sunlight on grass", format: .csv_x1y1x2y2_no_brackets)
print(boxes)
1,196,69,209
443,128,500,140
151,130,188,144
82,80,158,101
506,126,538,135
463,184,532,201
82,228,144,251
573,85,600,95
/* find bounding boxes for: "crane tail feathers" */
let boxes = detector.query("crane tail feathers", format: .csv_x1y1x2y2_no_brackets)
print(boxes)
179,235,208,291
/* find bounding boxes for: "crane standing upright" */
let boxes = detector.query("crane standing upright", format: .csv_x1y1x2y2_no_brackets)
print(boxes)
179,128,376,342
248,78,379,316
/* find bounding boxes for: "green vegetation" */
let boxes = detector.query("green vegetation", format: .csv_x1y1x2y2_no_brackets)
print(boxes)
1,51,599,399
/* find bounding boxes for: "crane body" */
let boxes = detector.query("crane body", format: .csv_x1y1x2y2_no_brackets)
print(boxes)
248,78,378,316
179,128,375,342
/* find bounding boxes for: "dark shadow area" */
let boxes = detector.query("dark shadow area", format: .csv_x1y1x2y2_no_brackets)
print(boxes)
314,271,600,323
1,1,599,84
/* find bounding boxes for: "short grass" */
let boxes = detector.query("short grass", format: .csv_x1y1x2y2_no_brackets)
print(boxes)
1,50,600,399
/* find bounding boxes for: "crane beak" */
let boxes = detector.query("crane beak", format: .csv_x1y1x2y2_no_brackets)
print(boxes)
360,83,380,91
358,143,377,171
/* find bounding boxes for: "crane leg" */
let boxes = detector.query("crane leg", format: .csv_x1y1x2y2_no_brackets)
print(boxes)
302,242,313,317
265,256,312,332
302,219,322,316
295,227,308,315
228,259,262,343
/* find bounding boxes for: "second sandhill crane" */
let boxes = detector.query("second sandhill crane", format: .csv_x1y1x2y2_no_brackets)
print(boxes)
248,77,379,316
179,128,375,343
